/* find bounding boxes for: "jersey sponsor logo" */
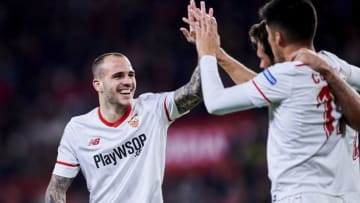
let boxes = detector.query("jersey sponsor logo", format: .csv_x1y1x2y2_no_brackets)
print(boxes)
262,69,277,85
88,137,101,146
128,113,139,128
93,134,147,168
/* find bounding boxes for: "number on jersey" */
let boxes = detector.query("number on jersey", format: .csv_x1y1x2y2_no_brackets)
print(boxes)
317,86,335,138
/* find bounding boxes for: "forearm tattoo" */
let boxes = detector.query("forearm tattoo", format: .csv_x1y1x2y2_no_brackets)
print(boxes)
174,66,202,114
45,175,73,203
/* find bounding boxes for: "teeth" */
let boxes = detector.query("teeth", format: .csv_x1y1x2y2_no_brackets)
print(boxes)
120,89,131,94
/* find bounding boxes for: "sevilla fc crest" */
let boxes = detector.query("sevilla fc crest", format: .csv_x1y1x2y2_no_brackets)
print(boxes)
128,113,140,128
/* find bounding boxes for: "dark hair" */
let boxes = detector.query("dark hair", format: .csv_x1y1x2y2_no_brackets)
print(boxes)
92,52,126,78
249,20,274,64
259,0,317,44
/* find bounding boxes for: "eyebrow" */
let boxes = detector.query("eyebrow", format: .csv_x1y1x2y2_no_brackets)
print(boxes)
111,70,135,78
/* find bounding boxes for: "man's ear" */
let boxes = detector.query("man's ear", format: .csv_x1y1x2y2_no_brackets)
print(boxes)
275,31,285,47
93,78,103,92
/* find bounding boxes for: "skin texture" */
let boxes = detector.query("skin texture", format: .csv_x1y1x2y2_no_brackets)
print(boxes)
45,175,73,203
174,65,202,114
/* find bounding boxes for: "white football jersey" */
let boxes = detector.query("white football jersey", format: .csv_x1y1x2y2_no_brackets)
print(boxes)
245,54,360,201
198,54,360,202
52,92,185,203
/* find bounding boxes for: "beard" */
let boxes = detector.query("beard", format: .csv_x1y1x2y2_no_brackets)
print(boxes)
103,89,132,109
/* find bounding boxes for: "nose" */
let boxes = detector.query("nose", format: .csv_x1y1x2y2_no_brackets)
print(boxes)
260,60,266,69
121,76,133,86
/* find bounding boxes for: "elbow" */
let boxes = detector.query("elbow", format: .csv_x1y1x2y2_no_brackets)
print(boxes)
204,102,227,116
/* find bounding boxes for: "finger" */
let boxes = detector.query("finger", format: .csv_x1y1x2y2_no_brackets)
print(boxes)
209,16,217,34
209,7,213,18
205,14,212,35
194,21,201,41
189,9,201,22
180,28,193,42
190,0,196,8
190,0,196,10
187,5,195,32
188,5,194,22
200,1,207,33
290,52,298,61
182,17,198,28
200,1,206,14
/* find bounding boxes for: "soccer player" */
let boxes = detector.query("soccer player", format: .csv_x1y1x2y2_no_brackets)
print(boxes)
192,0,360,202
45,52,202,203
182,0,360,132
248,20,275,69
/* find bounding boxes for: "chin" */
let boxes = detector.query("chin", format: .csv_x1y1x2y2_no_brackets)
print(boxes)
119,99,133,107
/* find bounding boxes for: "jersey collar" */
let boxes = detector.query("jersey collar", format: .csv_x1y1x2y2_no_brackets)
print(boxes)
98,106,132,128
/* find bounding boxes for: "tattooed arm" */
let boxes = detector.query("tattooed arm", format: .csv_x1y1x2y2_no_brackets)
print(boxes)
174,66,202,114
45,174,73,203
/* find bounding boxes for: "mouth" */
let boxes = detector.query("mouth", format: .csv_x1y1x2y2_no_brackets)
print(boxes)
118,89,132,95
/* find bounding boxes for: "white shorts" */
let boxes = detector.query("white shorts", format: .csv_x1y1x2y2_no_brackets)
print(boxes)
274,192,360,203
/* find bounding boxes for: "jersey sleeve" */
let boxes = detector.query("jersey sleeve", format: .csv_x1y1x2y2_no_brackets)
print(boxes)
199,56,293,114
320,51,360,90
338,59,360,91
163,91,189,122
247,65,293,107
199,56,256,115
52,122,80,178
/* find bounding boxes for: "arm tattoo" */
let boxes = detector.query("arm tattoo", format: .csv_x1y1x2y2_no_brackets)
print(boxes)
174,66,202,114
45,175,74,203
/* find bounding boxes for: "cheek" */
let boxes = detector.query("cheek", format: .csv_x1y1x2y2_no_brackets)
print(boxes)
132,78,137,89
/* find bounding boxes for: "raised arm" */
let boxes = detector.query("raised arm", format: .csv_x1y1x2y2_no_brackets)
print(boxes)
45,174,73,203
215,48,257,83
293,48,360,131
180,0,256,85
174,66,202,114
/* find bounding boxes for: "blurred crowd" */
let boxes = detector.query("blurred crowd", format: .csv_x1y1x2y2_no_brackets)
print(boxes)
0,0,359,202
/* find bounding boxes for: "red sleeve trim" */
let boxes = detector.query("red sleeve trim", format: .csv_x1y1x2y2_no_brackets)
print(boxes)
295,63,306,67
56,161,80,167
164,97,172,122
251,80,271,103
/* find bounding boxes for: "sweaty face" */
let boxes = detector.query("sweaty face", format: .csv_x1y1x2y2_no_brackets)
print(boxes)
96,55,136,108
256,42,272,69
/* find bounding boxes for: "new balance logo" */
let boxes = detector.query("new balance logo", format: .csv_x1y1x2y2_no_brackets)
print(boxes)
89,137,101,146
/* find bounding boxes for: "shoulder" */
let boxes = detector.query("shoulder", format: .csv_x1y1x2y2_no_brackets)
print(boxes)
68,108,98,127
265,61,309,76
135,92,173,105
318,50,340,61
318,50,346,71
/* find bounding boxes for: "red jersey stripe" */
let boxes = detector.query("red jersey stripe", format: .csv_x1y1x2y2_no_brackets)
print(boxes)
164,97,172,122
252,80,271,103
56,161,80,167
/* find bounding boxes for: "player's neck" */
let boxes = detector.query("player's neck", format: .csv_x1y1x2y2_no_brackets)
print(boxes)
283,43,315,61
99,102,129,123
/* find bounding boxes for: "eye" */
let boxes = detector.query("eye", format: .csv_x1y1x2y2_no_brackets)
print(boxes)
129,72,135,77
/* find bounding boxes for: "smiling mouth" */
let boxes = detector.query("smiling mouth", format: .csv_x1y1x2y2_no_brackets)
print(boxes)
118,89,132,95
